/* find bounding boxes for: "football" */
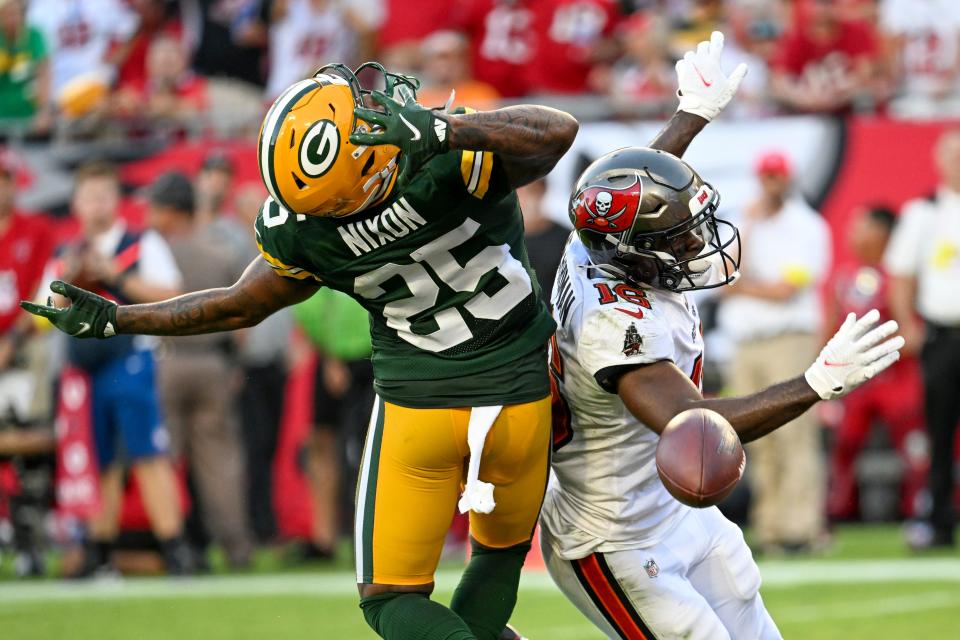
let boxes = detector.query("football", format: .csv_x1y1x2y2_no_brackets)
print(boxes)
656,408,745,508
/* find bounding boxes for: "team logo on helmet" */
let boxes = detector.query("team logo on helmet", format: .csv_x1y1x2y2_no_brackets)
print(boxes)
571,176,642,233
298,119,340,178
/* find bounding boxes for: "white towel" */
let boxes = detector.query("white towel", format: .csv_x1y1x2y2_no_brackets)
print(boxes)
457,405,503,515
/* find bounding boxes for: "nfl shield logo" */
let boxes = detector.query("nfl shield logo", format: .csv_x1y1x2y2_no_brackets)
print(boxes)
644,558,659,579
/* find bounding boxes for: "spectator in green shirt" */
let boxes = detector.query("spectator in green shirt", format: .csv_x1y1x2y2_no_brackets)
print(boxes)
290,288,373,562
0,0,51,132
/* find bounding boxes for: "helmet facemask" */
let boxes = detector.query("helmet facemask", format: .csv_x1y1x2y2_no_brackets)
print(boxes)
592,185,741,292
316,62,421,113
311,62,421,212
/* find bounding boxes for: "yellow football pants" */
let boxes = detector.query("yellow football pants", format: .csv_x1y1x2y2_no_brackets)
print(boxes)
354,395,552,586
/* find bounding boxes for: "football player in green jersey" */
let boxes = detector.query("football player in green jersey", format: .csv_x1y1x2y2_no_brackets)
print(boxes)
23,43,745,640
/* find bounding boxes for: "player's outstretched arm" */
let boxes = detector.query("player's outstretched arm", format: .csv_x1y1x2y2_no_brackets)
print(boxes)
21,258,319,338
648,111,710,159
616,310,903,443
350,91,578,189
649,31,747,157
444,105,579,188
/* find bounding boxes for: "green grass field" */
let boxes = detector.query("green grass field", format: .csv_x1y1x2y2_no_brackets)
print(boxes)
2,526,958,639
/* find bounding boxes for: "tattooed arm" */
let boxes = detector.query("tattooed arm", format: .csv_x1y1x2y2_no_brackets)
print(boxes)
116,257,319,335
648,111,709,158
446,106,579,189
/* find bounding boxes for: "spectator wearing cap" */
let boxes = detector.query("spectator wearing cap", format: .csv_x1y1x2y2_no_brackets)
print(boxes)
886,129,960,549
416,31,500,111
36,160,191,577
0,0,52,132
147,171,253,569
718,150,831,554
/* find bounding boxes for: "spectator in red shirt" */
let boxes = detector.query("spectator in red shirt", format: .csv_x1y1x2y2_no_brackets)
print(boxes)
771,0,885,113
825,205,926,521
377,0,440,71
526,0,620,95
0,150,52,373
112,34,208,128
455,0,537,98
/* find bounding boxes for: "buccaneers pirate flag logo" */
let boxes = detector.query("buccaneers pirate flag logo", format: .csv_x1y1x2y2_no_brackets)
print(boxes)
623,322,643,357
571,175,642,233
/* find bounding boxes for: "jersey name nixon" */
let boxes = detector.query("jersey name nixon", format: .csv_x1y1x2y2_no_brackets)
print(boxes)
337,196,428,257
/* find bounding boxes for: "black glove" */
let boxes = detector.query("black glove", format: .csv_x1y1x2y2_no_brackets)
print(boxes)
349,90,450,184
21,280,118,339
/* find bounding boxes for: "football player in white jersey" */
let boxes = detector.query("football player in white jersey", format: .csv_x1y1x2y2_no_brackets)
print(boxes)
540,124,904,640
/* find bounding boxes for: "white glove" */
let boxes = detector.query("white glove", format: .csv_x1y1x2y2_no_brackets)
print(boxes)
805,309,905,401
676,31,748,121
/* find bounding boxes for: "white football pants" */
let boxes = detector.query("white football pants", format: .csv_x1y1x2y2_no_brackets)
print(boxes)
541,506,782,640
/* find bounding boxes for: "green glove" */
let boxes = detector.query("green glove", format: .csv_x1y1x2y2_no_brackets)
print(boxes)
20,280,118,339
349,90,450,184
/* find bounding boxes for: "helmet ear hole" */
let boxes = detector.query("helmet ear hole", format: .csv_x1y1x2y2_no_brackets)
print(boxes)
292,173,307,190
361,152,376,176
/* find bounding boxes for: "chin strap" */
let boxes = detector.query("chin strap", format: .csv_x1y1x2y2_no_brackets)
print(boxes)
458,405,503,515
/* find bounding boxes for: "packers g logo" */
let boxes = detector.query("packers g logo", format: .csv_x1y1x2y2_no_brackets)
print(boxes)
299,120,340,178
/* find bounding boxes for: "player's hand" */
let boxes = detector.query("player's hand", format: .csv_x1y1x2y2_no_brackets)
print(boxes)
804,309,904,401
675,31,748,122
19,281,118,340
349,90,450,184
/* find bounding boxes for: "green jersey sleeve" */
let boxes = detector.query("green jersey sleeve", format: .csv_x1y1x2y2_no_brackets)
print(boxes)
254,197,323,282
418,106,512,204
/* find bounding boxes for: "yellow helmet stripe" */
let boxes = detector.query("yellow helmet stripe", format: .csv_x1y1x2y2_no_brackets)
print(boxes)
259,79,317,211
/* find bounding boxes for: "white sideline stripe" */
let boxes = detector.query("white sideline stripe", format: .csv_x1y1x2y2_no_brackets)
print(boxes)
777,591,960,623
1,559,959,605
758,558,960,585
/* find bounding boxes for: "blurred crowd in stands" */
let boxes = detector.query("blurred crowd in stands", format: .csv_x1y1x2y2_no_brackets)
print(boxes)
1,0,959,578
1,0,960,138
